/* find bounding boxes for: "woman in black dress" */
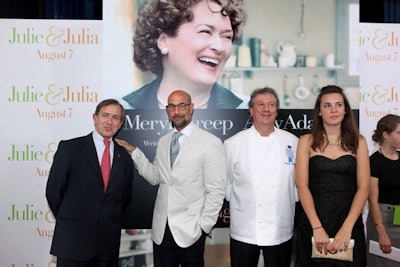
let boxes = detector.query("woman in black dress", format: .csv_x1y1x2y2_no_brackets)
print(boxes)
295,85,370,266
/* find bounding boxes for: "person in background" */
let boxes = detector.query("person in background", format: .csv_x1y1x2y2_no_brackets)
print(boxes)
46,99,134,267
295,85,370,267
224,87,299,267
121,0,248,109
116,90,226,267
367,114,400,267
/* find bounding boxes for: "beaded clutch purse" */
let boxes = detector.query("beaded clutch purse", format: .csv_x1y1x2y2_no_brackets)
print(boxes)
311,237,355,262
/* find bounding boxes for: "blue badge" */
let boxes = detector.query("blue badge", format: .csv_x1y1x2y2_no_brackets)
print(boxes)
285,145,295,165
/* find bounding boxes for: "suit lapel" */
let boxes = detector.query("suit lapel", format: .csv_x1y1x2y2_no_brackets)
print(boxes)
81,134,102,175
173,126,199,166
110,145,123,180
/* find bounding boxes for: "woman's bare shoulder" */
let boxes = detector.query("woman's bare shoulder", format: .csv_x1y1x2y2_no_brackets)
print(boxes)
299,133,312,143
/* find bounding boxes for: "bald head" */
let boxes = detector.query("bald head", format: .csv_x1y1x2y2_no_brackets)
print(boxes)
166,90,194,131
168,90,192,104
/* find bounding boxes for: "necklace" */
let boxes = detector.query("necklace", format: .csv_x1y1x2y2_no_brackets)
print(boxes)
323,134,342,145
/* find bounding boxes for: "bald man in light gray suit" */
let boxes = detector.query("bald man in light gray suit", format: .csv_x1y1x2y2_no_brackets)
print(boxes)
116,90,226,267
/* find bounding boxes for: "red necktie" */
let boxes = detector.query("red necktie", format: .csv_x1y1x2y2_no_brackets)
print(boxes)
101,139,111,191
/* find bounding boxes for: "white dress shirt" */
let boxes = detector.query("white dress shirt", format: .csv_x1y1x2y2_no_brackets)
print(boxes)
93,130,114,166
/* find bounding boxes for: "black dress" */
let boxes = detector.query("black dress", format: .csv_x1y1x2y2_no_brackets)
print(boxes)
296,155,367,267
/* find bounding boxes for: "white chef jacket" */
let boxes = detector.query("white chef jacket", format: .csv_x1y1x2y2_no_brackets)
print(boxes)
224,126,299,246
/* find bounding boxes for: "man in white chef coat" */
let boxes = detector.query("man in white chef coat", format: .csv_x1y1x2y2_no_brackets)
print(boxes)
224,87,299,267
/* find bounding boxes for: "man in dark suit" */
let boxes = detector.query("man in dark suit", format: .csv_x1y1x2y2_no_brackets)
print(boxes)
46,99,134,267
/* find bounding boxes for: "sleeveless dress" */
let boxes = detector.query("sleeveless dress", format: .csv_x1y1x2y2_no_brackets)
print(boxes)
296,155,367,267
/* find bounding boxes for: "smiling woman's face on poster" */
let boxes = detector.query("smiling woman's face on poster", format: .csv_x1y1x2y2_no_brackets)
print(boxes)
106,0,248,110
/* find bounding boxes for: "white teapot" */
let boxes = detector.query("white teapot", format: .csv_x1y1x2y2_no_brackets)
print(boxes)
277,42,297,67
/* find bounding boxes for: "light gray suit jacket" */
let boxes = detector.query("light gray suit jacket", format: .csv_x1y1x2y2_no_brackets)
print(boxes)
131,124,226,248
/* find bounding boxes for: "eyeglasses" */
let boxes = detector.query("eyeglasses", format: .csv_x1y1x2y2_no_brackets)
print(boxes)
166,103,190,111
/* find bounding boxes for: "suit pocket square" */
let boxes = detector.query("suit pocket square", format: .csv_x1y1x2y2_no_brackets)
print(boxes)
311,237,355,262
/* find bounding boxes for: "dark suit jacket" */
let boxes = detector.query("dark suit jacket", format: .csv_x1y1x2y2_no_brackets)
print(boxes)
122,77,244,109
46,133,134,261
